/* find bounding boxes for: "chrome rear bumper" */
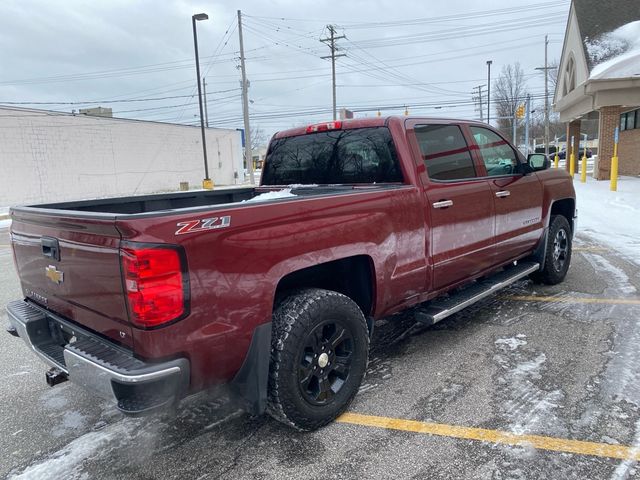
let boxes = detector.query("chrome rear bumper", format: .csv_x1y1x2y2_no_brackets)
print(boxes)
6,299,189,415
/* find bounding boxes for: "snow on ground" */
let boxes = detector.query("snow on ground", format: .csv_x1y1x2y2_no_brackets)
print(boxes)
0,206,10,229
587,20,640,79
574,175,640,265
495,335,527,351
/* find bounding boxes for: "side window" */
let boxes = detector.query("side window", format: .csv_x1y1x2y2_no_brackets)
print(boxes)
414,125,476,181
471,126,519,177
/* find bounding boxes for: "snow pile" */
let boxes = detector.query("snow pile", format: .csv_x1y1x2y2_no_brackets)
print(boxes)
244,189,296,203
586,21,640,79
243,184,317,203
574,175,640,265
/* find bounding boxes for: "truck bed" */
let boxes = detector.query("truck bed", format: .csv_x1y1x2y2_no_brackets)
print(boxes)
14,185,405,217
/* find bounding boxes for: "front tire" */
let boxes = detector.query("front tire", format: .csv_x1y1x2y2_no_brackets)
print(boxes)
530,215,572,285
267,288,369,431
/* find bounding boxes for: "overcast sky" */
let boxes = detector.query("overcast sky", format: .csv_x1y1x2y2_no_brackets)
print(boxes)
0,0,569,139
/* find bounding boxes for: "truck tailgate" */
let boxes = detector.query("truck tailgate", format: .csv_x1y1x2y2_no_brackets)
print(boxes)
10,210,132,348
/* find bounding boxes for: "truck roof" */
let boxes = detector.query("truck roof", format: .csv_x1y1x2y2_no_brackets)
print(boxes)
273,116,481,139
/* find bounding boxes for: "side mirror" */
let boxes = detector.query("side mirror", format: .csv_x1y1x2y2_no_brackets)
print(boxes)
527,153,550,171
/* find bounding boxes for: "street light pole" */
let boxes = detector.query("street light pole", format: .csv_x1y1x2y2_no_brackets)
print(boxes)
535,36,553,157
486,60,493,125
192,13,212,190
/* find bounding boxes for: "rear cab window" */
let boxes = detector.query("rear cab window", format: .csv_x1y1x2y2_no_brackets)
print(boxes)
261,127,404,185
413,124,477,181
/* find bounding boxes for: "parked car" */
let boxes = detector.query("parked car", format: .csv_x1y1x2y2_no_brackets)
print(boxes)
6,117,576,430
558,147,592,159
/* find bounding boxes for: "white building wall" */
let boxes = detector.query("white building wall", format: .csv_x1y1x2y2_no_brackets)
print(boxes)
556,7,590,104
0,107,244,206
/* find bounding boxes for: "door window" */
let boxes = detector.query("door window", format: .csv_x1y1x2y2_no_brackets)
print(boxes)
471,127,519,177
414,125,476,181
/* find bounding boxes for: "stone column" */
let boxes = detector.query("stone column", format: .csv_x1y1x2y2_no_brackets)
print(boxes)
565,119,581,174
596,105,622,180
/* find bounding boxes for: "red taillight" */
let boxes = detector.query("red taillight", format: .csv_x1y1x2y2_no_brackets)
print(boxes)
305,121,342,133
120,245,188,328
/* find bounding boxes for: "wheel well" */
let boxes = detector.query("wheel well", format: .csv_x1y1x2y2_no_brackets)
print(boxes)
274,256,375,317
550,198,575,232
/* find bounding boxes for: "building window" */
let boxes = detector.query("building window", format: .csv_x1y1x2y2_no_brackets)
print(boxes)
627,111,636,130
621,109,640,131
562,55,576,97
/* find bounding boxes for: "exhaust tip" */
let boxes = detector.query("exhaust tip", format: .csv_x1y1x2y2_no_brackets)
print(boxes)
45,367,68,387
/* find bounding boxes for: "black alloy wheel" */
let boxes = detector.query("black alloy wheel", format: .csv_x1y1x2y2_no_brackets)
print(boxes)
267,288,369,431
298,320,353,405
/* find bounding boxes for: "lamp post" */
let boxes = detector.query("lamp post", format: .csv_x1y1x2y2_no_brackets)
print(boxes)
192,13,212,190
486,60,493,125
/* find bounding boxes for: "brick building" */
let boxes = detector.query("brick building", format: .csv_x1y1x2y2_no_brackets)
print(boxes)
554,0,640,179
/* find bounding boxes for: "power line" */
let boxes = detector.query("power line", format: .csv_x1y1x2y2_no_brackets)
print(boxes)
244,1,569,26
0,88,240,106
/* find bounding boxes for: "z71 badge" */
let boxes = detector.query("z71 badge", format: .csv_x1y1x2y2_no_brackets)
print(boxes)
175,216,231,236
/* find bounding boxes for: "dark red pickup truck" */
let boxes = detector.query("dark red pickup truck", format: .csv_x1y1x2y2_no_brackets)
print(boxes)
6,117,576,430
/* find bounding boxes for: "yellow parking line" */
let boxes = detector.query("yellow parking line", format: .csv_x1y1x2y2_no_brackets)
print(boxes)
337,412,640,461
508,295,640,305
574,247,607,252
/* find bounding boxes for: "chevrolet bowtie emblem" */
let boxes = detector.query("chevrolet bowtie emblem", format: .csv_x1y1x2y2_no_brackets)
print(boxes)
45,265,64,284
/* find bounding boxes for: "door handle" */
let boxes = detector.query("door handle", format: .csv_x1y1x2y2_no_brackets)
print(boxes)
495,190,511,198
432,200,454,209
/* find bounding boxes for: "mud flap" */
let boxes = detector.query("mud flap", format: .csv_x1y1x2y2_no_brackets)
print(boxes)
229,322,272,416
530,227,549,272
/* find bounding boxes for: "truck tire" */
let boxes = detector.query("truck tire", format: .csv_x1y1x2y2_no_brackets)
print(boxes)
530,215,572,285
267,288,369,431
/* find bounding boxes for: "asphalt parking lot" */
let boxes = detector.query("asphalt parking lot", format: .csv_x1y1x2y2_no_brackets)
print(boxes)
2,227,640,480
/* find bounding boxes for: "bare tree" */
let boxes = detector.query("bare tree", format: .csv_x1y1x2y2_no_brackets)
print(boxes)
250,125,267,151
493,62,527,141
549,59,560,93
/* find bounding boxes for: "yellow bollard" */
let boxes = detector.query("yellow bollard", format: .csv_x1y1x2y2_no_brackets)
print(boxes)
554,151,560,169
580,152,587,183
610,142,619,191
569,151,575,177
202,178,214,190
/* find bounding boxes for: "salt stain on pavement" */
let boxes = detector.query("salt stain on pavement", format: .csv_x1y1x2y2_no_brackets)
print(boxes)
52,411,88,438
494,335,565,438
9,420,142,480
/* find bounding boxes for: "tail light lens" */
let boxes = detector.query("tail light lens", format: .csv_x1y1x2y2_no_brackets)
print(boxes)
120,244,189,328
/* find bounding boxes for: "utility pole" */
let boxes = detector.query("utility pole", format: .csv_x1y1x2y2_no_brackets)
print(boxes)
320,25,346,121
203,77,209,128
486,60,493,125
237,10,254,185
472,85,486,121
535,35,552,156
524,93,531,155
